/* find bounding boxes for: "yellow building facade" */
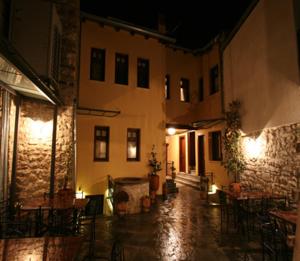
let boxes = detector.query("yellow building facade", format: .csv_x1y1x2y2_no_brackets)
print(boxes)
77,14,229,208
77,14,171,199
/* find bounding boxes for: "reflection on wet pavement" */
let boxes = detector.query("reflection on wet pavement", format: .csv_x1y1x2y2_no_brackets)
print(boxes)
83,185,261,261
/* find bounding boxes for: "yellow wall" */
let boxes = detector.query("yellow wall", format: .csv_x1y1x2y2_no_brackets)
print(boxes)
166,122,229,189
77,20,166,196
166,44,223,125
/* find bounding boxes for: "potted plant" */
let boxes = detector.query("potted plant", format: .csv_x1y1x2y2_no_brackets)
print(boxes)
141,195,151,212
222,100,245,192
114,190,129,216
148,145,162,201
171,161,176,180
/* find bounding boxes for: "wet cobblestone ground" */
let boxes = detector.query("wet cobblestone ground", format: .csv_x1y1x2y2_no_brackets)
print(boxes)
79,185,262,260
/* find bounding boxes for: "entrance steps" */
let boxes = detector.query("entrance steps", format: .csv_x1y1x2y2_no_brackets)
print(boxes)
175,172,200,190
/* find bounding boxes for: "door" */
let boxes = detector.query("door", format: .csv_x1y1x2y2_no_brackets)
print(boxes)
179,136,186,172
198,135,205,176
188,132,195,173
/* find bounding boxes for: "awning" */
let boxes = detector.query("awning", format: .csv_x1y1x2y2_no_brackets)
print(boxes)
192,118,224,129
0,38,62,105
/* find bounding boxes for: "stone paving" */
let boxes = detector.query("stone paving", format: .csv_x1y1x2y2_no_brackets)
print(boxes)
78,185,262,261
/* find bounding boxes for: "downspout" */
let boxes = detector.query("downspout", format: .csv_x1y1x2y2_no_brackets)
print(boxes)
10,95,20,211
219,36,225,114
49,105,58,198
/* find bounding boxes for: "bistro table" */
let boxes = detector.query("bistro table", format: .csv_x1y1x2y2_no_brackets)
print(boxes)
269,210,298,225
0,236,83,260
20,197,89,236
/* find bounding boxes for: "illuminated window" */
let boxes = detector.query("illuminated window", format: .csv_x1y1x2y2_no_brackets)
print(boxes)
115,53,128,85
127,128,140,161
198,77,204,102
165,74,170,99
137,58,149,88
94,126,109,161
210,65,219,95
180,78,190,102
90,48,105,81
209,131,222,161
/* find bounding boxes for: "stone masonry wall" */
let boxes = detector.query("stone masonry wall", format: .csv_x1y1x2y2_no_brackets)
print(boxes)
241,122,300,200
54,0,79,191
17,99,53,199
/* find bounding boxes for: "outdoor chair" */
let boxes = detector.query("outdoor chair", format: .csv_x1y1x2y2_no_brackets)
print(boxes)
218,190,235,233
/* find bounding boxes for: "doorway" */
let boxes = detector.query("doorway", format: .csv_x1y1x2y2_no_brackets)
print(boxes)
179,136,186,172
188,132,195,174
198,135,205,176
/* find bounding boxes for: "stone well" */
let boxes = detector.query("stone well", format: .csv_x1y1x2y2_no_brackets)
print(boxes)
114,177,149,214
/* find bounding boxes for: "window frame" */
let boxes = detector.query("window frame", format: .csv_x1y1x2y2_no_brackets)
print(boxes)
115,53,129,85
90,48,106,81
209,131,222,161
137,58,149,88
94,126,109,162
165,74,170,99
210,65,219,95
180,78,190,102
127,128,140,161
198,77,204,102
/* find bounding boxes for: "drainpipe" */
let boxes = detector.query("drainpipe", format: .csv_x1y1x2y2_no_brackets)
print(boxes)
49,105,58,198
10,95,20,211
0,91,10,202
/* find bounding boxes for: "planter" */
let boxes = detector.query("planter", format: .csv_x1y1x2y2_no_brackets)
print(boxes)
230,182,241,193
115,201,127,216
141,196,151,212
149,174,159,191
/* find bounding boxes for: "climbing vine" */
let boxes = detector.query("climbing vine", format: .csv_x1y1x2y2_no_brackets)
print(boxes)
222,100,246,182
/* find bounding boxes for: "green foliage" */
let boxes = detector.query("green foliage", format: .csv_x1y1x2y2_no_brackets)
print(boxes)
149,145,162,176
222,100,246,182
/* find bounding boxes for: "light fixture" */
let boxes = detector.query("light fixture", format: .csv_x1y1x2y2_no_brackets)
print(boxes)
167,127,176,135
244,136,265,159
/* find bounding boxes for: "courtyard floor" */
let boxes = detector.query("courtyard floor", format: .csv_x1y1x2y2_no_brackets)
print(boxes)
78,184,262,261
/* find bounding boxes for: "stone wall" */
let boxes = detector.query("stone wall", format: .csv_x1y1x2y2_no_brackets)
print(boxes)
17,99,54,199
241,122,300,199
54,0,79,190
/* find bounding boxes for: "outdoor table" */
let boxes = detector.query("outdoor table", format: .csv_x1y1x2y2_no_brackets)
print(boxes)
20,197,89,236
269,210,298,225
0,236,83,260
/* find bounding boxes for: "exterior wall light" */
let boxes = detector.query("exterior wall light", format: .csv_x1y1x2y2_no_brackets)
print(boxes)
243,136,265,159
167,127,176,135
28,119,52,143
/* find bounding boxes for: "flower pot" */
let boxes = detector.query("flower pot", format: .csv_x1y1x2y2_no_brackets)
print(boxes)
230,182,241,193
141,196,151,212
149,175,159,191
116,201,127,216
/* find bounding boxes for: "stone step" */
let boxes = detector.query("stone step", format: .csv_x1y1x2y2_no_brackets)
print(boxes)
175,177,200,190
176,172,201,182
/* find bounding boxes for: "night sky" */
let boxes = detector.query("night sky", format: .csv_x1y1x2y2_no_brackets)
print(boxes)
81,0,253,49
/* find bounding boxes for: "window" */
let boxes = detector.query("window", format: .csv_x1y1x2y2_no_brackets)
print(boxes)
180,78,190,102
94,126,109,161
198,77,204,102
210,65,219,94
127,128,140,161
209,131,222,161
115,53,128,85
137,58,149,88
165,74,170,99
51,26,61,82
90,48,105,81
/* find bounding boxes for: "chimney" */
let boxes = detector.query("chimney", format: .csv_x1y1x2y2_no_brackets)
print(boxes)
158,13,166,34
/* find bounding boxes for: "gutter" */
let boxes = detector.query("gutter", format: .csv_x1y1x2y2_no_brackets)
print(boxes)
81,12,176,44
